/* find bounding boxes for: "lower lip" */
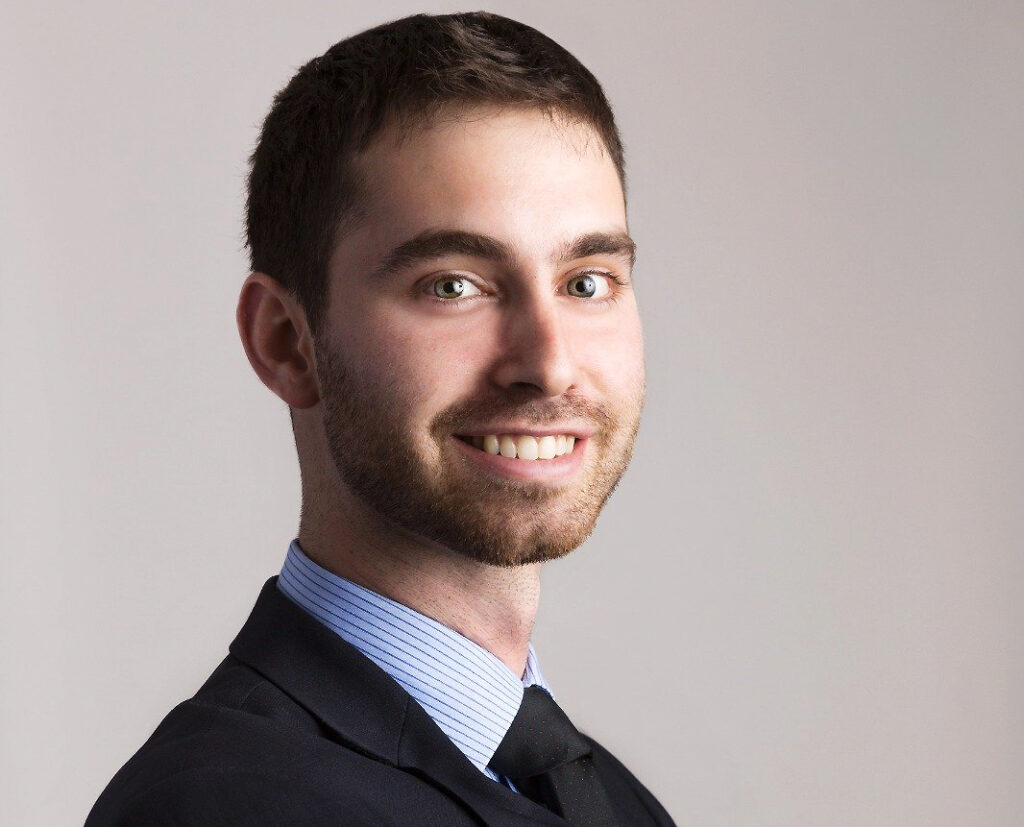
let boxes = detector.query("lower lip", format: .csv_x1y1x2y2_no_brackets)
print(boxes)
450,436,588,484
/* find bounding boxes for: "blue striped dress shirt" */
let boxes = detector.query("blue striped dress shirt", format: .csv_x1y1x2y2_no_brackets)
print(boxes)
277,539,551,785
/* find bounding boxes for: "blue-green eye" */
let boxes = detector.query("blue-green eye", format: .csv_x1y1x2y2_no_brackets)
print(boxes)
431,276,481,299
566,272,611,299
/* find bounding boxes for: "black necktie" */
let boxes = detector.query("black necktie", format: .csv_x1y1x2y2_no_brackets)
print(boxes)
488,686,620,825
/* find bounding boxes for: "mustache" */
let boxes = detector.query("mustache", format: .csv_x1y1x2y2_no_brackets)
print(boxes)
431,391,613,434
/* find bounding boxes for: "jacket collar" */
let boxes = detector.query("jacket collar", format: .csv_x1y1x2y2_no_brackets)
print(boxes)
277,538,547,775
230,577,565,825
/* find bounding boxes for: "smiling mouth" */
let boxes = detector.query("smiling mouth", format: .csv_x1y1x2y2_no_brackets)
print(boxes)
455,433,578,461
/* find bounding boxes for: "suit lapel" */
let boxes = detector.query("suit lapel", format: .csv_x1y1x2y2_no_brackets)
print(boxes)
230,578,565,825
229,577,408,762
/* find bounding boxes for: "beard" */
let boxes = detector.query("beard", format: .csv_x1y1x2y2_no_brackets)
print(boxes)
315,341,643,567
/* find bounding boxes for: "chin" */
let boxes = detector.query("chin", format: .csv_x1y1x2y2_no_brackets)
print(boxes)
420,509,602,568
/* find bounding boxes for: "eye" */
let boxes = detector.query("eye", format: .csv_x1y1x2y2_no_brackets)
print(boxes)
566,272,612,299
430,275,482,300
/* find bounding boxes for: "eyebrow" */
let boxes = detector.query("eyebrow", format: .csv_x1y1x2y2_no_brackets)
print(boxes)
558,231,636,270
371,228,636,279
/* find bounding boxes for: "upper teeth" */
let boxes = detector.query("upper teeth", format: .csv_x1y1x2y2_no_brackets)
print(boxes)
469,434,577,460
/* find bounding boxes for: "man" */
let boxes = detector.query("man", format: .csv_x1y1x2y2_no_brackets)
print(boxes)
87,12,674,826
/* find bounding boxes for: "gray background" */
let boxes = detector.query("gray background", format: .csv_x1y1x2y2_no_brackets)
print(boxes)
2,1,1022,825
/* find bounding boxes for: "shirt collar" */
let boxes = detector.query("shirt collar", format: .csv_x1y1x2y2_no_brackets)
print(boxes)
277,539,549,774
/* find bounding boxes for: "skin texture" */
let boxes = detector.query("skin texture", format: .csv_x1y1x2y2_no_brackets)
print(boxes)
237,107,645,675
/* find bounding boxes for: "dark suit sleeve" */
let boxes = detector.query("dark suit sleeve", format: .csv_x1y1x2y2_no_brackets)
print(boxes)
85,697,414,827
93,766,398,827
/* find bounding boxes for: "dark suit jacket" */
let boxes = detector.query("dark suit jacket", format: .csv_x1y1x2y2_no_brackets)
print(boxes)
87,578,677,825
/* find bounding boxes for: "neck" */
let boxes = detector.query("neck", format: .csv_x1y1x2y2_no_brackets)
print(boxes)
297,486,541,678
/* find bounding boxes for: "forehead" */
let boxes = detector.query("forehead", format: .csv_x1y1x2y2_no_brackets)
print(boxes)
338,107,627,264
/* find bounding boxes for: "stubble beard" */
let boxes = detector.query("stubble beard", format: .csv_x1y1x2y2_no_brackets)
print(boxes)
316,343,643,567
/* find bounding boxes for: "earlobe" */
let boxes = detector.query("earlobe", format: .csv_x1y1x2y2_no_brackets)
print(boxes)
236,273,321,409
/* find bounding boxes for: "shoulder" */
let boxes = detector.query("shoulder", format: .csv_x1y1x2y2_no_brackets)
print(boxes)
86,658,406,826
90,765,390,827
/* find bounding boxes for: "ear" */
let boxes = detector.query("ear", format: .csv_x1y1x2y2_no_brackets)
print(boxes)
236,272,321,409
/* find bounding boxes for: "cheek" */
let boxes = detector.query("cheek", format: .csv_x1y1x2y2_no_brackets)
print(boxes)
581,315,645,396
344,309,486,416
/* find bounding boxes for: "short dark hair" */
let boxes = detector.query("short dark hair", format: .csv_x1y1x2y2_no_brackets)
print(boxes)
245,11,625,337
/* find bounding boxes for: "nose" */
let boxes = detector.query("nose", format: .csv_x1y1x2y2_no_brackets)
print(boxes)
488,293,577,397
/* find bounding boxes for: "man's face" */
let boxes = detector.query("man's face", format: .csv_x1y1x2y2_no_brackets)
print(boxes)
314,107,644,567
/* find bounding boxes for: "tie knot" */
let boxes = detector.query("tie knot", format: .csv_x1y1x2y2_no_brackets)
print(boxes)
488,686,592,780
